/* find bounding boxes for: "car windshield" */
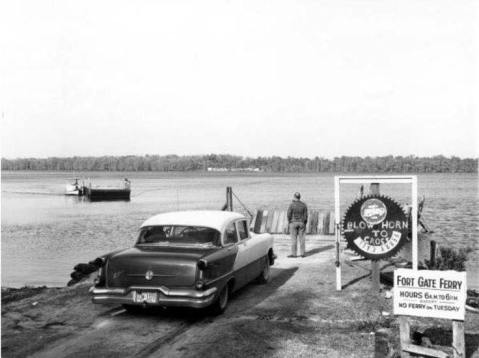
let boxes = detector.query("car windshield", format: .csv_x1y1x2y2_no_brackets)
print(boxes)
136,225,221,247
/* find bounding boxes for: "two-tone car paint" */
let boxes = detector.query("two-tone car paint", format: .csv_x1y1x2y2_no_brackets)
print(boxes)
91,211,274,312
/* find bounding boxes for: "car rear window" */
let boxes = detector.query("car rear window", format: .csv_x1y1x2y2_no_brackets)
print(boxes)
136,225,221,247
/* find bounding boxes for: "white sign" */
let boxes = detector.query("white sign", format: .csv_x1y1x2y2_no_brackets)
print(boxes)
394,269,467,320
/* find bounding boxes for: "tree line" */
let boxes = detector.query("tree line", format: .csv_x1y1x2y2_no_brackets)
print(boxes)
1,154,477,173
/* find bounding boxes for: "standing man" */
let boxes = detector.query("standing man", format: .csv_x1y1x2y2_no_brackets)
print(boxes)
287,192,308,258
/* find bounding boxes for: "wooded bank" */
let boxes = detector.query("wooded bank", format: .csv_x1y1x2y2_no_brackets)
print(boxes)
2,154,477,173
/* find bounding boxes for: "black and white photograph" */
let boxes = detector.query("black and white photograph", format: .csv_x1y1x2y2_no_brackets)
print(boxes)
1,1,478,357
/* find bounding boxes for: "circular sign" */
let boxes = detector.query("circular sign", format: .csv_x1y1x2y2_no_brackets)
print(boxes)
342,195,408,260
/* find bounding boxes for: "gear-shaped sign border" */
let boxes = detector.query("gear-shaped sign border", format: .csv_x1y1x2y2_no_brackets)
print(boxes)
342,194,409,260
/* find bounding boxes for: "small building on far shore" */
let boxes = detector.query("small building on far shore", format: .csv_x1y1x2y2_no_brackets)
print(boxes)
207,167,262,172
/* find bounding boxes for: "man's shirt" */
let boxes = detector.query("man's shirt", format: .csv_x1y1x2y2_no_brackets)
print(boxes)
287,200,308,223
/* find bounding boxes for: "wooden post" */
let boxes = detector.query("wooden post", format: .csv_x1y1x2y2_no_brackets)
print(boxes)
452,321,465,358
399,316,411,358
226,187,230,211
226,187,233,211
371,261,380,292
369,183,380,196
430,240,437,269
369,183,381,292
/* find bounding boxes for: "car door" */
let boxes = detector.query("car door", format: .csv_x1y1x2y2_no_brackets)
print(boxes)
202,225,238,283
232,219,261,287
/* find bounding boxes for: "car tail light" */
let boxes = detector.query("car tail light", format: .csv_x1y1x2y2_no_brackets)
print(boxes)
196,260,208,289
95,266,106,286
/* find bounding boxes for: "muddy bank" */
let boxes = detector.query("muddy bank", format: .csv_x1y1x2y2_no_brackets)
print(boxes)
2,286,51,305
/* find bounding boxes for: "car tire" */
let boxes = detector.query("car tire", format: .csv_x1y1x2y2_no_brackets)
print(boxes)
268,251,275,265
257,256,270,284
210,284,229,315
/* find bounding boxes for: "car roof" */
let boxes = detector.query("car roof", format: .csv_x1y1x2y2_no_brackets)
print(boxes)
140,210,246,233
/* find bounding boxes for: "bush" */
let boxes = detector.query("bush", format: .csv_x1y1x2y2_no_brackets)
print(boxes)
426,247,472,271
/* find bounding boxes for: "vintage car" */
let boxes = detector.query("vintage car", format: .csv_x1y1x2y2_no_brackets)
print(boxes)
90,210,275,314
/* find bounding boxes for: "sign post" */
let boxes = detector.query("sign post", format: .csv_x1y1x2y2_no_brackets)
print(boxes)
334,177,341,291
334,175,418,291
369,183,381,292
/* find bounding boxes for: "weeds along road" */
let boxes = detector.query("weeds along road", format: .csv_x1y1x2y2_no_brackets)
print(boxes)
3,236,388,358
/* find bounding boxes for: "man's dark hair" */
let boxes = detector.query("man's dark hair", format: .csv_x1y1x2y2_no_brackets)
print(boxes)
294,192,301,199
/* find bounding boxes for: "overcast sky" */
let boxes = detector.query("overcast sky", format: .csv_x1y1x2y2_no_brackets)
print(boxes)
1,0,478,159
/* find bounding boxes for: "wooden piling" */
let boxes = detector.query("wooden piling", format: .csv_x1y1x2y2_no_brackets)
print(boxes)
226,187,233,211
278,210,284,233
323,212,330,235
250,208,341,235
310,211,318,234
319,213,324,234
254,210,263,233
272,211,277,233
306,213,312,234
250,210,258,231
282,212,290,234
266,210,275,232
260,210,268,233
329,211,335,234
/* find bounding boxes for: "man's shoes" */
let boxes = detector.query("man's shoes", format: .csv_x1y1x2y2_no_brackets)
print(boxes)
300,255,305,258
287,255,297,258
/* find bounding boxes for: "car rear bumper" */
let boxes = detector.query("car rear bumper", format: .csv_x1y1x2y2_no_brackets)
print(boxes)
90,285,217,308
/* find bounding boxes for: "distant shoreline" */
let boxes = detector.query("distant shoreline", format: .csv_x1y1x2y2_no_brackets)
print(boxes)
2,170,478,177
2,154,477,173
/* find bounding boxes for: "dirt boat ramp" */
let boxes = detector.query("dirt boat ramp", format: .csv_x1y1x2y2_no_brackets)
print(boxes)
2,235,478,358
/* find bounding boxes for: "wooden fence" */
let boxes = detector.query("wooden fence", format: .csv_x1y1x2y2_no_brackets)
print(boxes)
250,209,335,235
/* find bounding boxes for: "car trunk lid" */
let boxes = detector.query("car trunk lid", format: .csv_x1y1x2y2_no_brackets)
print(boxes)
106,246,216,288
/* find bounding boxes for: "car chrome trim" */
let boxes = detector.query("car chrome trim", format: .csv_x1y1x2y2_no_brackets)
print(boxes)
91,285,218,308
91,286,217,298
92,294,216,308
204,271,233,287
91,287,126,295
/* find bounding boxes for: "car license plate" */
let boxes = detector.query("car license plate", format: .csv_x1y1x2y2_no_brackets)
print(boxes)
133,291,157,304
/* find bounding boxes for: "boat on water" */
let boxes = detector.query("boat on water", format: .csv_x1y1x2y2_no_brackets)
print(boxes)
65,178,131,201
84,181,131,201
65,179,84,196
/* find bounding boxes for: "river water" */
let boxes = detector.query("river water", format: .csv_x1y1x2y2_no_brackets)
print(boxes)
1,171,478,287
